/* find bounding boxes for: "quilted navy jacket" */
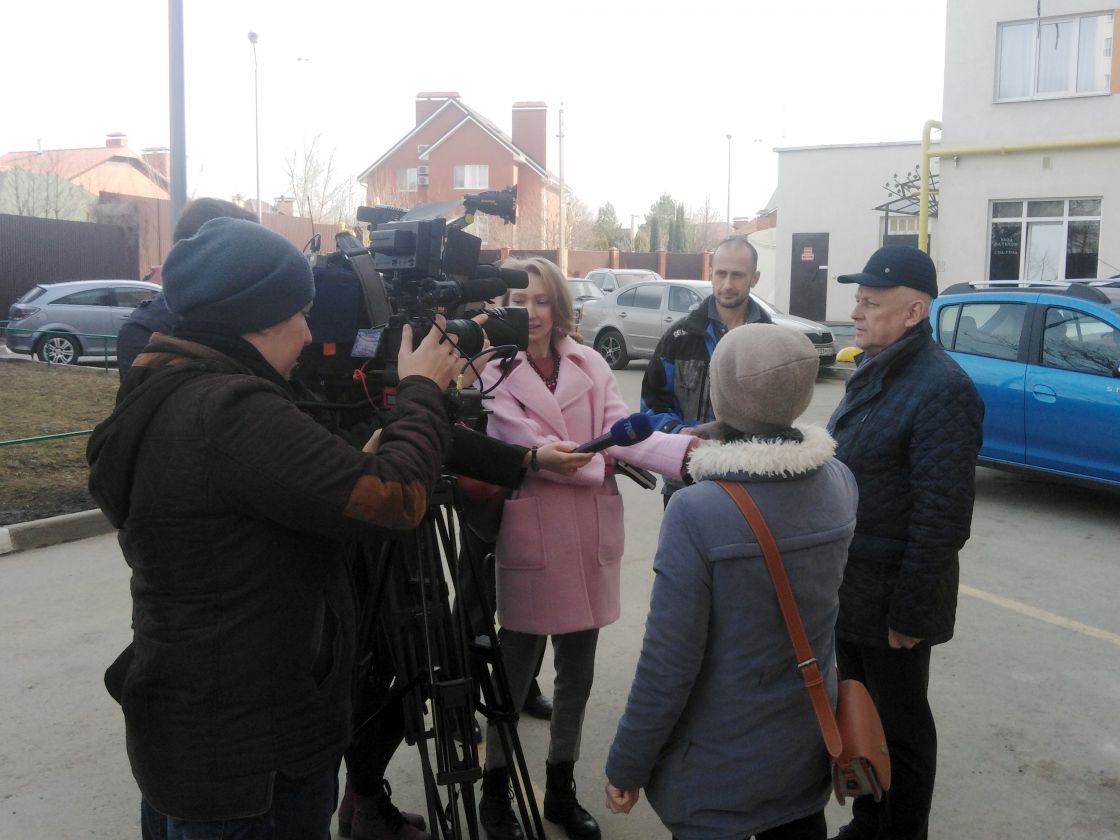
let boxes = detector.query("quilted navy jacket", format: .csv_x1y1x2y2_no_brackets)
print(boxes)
827,320,983,647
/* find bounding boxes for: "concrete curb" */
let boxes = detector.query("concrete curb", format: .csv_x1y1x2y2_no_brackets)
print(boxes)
0,509,115,556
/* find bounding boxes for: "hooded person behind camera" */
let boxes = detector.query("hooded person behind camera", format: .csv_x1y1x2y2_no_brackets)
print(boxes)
606,324,858,840
87,217,463,839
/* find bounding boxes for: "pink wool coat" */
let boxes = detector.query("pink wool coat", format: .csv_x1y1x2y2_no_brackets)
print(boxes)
479,336,693,636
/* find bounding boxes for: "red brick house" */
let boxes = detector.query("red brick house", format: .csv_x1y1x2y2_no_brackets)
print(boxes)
358,93,561,248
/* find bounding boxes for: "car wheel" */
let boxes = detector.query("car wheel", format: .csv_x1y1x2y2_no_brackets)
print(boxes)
595,330,630,370
36,334,80,365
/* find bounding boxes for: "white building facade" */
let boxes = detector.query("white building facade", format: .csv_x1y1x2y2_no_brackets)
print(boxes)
937,0,1120,286
773,142,938,323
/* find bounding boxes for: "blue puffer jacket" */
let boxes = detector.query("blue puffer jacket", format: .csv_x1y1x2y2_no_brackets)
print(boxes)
606,426,857,840
828,320,983,647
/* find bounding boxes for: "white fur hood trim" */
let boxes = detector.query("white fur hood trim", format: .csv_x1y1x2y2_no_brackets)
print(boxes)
687,425,836,481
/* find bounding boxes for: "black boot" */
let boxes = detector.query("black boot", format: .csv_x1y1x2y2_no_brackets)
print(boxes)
543,761,600,840
479,767,524,840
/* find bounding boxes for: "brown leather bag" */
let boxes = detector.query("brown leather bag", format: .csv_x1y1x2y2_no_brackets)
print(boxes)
717,481,891,804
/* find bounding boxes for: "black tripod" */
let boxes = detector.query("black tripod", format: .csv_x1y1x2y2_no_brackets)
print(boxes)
355,478,545,840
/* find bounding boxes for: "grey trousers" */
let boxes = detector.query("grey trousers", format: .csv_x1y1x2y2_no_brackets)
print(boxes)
485,627,599,770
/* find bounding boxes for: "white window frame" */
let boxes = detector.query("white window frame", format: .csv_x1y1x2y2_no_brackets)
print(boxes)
996,12,1114,102
453,164,489,190
987,198,1102,282
398,167,418,193
888,216,918,235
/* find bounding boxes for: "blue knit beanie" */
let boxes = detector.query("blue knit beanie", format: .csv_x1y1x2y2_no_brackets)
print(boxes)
162,217,315,334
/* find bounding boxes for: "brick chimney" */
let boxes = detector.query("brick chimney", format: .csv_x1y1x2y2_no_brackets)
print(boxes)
274,195,296,216
512,102,547,168
141,147,170,179
415,91,460,126
106,132,128,149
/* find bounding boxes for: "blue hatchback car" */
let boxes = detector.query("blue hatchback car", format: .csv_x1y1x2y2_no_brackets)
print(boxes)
929,281,1120,488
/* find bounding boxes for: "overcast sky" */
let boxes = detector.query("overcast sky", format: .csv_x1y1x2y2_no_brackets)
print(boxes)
2,0,947,225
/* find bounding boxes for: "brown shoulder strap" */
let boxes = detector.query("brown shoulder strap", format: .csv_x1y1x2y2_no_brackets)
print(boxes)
716,480,843,759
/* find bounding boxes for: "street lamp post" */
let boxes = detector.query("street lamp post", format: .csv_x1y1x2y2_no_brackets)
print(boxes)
726,133,733,235
248,31,261,222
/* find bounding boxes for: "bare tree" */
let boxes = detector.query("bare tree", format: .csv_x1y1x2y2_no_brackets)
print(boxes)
689,195,722,253
283,135,360,226
362,167,415,211
0,151,92,220
566,194,595,250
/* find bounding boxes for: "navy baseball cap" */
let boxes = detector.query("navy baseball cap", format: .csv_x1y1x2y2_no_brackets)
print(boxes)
837,245,938,298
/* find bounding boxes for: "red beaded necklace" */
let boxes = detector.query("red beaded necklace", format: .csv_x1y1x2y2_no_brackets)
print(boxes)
526,344,561,392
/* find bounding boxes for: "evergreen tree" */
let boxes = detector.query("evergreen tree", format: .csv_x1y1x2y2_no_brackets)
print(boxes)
649,217,662,252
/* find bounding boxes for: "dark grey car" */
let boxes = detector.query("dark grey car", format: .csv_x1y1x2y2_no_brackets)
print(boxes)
5,279,161,364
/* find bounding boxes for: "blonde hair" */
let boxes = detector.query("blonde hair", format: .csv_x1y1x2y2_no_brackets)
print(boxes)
499,256,582,342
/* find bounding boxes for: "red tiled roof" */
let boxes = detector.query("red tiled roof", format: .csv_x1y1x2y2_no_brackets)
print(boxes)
0,144,169,198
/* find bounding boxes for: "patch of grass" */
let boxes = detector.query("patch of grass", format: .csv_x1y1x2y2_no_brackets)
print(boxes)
0,359,119,525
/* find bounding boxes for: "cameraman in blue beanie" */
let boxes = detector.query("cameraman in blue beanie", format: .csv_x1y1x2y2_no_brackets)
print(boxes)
88,217,463,839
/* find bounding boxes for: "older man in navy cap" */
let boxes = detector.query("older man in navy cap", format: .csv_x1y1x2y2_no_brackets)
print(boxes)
827,246,983,840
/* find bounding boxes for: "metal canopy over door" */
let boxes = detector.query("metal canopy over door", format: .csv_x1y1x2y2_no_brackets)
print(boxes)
789,233,829,322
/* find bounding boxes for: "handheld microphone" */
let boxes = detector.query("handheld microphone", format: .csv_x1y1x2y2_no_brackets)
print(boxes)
573,413,654,454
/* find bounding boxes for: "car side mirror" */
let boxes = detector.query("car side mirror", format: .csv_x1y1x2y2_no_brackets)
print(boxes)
688,302,700,312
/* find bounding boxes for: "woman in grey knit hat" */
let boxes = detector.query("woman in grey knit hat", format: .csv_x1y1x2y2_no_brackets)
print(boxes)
605,323,859,840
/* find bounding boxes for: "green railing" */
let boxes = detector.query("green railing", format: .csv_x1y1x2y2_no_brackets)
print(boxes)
0,430,94,448
0,321,116,369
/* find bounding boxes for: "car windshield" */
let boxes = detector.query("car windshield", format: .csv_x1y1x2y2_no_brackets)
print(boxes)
17,286,47,304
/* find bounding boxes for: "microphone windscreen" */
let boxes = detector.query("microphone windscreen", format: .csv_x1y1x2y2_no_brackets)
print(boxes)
609,413,654,447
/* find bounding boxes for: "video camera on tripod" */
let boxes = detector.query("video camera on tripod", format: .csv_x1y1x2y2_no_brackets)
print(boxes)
293,186,548,839
295,186,530,425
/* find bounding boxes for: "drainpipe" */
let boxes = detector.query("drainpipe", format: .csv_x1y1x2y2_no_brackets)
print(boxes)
919,121,1120,254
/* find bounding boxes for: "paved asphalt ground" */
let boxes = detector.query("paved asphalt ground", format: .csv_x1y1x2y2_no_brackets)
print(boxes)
2,363,1119,838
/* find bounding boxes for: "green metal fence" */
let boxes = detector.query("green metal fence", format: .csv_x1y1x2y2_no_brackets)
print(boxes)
1,320,107,447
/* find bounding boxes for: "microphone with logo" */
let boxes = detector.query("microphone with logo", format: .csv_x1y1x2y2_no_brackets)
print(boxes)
573,414,660,490
573,413,654,454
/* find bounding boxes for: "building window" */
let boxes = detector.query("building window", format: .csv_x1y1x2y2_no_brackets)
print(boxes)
398,167,418,192
887,216,919,235
453,164,489,190
988,199,1101,282
997,13,1113,100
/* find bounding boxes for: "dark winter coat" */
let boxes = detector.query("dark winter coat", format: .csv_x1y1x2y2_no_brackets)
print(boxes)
87,335,450,821
116,293,176,380
827,320,983,647
606,426,857,840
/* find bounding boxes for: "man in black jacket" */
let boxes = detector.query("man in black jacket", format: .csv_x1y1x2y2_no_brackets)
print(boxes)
827,246,983,840
89,218,465,840
640,236,771,500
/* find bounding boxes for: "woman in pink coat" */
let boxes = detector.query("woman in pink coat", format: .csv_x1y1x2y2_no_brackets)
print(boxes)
476,257,694,840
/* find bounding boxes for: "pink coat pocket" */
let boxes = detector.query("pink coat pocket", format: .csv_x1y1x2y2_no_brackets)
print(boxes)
496,496,547,570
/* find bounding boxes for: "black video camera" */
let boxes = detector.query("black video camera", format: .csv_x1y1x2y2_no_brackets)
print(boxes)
294,186,529,426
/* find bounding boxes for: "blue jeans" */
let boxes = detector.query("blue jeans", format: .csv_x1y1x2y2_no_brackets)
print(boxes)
140,763,339,840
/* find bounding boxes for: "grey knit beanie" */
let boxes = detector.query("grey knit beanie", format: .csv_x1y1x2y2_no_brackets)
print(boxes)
709,323,819,435
162,217,314,334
